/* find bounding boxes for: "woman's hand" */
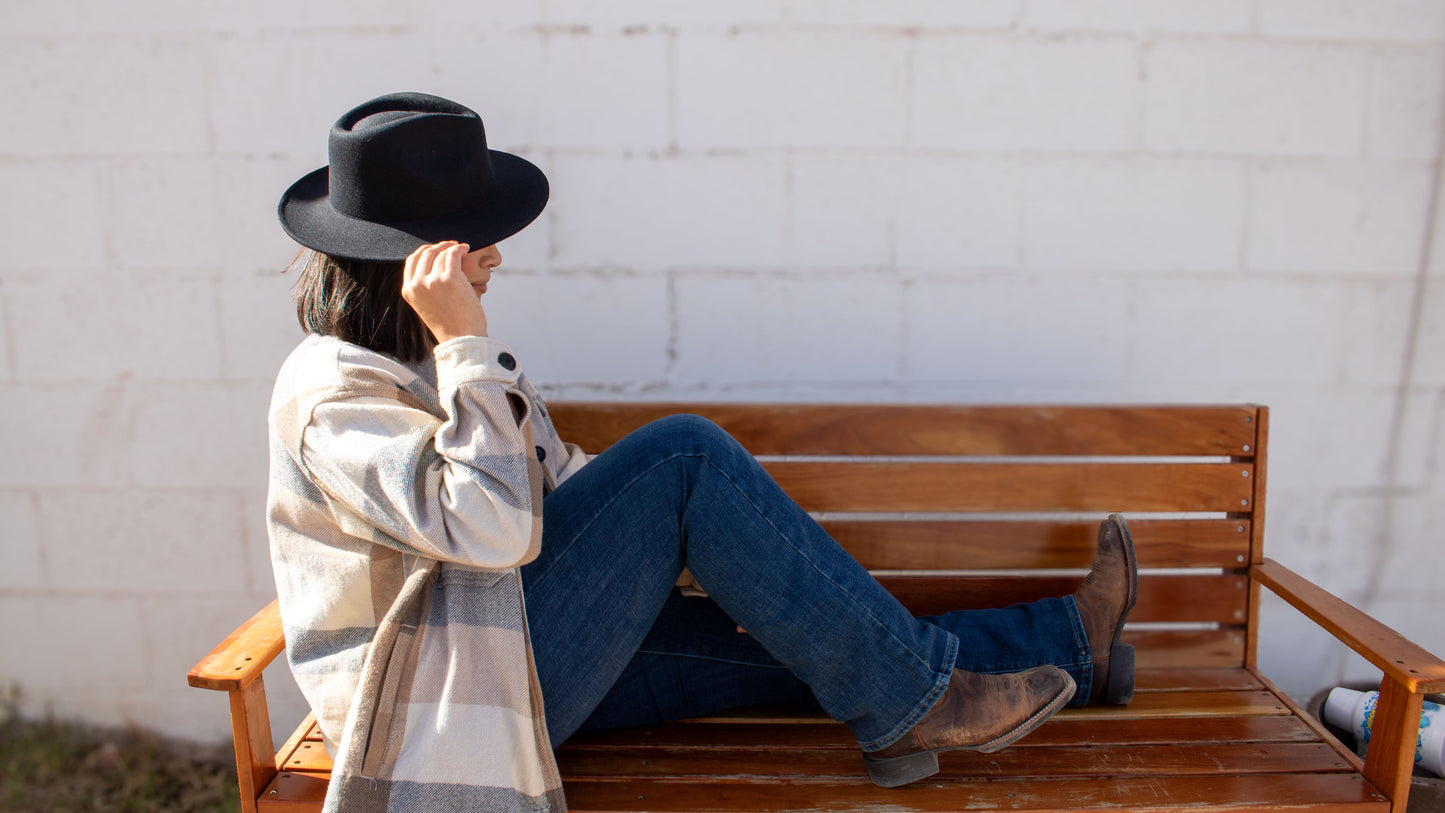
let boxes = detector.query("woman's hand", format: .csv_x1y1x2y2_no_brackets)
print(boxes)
402,241,489,344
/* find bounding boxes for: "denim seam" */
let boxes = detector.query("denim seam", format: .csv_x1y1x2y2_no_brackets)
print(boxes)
527,450,701,592
858,631,958,752
1064,594,1094,703
634,647,791,669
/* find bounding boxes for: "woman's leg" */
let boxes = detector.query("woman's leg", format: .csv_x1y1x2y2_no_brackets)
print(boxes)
521,415,1107,749
576,591,822,732
925,599,1095,706
576,594,1093,737
521,414,957,749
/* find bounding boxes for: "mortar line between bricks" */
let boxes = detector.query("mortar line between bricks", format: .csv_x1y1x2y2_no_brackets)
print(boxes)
0,282,16,380
663,272,679,381
665,28,679,151
27,491,53,591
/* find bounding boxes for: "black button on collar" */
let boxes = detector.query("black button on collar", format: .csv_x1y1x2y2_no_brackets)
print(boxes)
497,352,517,371
535,445,546,462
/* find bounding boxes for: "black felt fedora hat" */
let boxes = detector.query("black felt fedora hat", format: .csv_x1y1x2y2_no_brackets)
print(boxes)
278,92,548,262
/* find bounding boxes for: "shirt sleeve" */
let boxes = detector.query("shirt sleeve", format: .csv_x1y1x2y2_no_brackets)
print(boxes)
555,442,591,485
298,336,545,569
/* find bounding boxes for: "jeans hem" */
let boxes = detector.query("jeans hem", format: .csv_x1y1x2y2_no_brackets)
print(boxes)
1064,594,1094,705
856,631,959,752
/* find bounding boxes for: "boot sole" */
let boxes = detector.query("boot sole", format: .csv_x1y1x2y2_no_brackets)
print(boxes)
1103,643,1136,705
862,673,1077,788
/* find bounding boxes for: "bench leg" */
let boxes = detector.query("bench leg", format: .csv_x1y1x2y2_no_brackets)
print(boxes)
1362,677,1424,813
228,674,279,813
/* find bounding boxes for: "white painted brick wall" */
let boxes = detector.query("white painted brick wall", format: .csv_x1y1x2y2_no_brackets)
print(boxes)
0,161,108,271
0,596,150,691
1370,493,1445,596
672,275,905,386
1367,47,1445,161
4,0,1445,746
0,39,211,156
1263,389,1404,489
8,274,224,380
787,154,901,269
1246,161,1433,275
0,285,12,382
1129,279,1353,385
1025,0,1255,33
911,35,1142,151
1145,40,1370,156
1,384,136,486
0,493,43,591
1258,0,1445,41
894,157,1022,271
903,277,1131,383
677,31,910,150
785,0,1021,29
40,492,247,592
550,154,790,269
485,274,672,386
1020,158,1244,272
242,493,277,595
539,33,671,150
543,0,782,30
219,274,309,382
1413,282,1445,386
128,383,273,488
1336,280,1416,386
210,31,490,157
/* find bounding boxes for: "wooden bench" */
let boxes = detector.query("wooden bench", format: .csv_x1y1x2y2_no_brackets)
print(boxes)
189,403,1445,813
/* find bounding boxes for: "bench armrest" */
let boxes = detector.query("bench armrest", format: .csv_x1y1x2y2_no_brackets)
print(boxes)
187,600,288,813
188,599,286,692
1254,559,1445,813
1253,559,1445,694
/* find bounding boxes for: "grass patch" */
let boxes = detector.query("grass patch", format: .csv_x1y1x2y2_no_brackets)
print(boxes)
0,697,240,813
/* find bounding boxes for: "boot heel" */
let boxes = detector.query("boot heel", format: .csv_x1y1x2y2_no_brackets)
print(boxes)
1103,643,1135,705
862,748,940,788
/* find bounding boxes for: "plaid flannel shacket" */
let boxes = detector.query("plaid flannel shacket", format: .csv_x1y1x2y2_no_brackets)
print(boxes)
266,334,588,813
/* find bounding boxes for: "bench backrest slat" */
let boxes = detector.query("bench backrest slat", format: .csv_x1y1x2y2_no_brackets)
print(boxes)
549,403,1265,672
764,461,1254,513
821,518,1250,569
552,404,1258,457
879,573,1246,626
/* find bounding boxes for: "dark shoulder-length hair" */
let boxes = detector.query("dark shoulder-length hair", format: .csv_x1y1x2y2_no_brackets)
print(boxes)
289,249,433,362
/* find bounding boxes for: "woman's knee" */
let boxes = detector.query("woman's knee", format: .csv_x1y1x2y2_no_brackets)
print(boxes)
644,413,740,456
605,414,754,485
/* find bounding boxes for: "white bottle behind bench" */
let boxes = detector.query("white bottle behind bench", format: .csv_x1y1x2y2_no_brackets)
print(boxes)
1323,687,1445,778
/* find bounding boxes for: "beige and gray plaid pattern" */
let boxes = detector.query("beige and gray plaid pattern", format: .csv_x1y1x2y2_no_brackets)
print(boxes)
268,334,585,813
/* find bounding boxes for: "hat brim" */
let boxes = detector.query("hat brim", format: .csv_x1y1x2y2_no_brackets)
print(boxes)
277,150,549,262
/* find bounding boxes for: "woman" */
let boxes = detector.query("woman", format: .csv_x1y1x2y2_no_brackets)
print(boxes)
269,92,1137,813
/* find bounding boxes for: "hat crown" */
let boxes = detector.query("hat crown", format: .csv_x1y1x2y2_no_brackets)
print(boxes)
277,91,548,262
327,92,495,223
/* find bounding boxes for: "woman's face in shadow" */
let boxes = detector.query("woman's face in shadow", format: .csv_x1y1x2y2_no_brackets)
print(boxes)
461,243,502,297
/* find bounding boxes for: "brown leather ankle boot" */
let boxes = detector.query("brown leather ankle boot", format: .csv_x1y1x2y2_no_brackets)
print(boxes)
1072,513,1139,705
862,665,1075,787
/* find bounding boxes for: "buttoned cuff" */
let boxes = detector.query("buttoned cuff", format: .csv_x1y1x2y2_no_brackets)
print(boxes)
433,336,523,389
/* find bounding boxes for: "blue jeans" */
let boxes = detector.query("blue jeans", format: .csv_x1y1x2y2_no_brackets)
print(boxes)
520,415,1093,751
